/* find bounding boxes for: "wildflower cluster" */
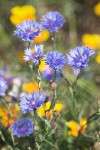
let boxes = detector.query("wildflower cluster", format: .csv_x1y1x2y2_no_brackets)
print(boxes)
0,7,98,149
9,10,96,140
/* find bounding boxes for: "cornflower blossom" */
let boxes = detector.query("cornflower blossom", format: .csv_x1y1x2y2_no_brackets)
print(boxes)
24,44,44,65
20,91,46,113
66,46,95,71
46,51,67,71
0,75,8,97
14,20,41,42
41,11,65,32
11,118,34,137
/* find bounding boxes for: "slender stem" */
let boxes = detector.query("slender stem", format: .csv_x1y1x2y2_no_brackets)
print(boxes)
87,111,99,124
60,71,72,87
11,133,16,146
48,123,57,136
72,72,80,89
43,139,57,148
53,69,57,99
48,69,57,111
37,68,41,92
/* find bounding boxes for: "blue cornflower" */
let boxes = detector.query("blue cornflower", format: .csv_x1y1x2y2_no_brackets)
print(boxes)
11,118,34,137
41,11,65,32
66,46,95,70
46,51,67,71
14,20,41,42
24,44,44,65
0,75,8,97
20,91,46,113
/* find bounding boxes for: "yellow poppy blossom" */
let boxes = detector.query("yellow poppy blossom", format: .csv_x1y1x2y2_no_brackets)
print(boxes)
66,118,87,137
94,2,100,16
82,34,100,49
67,121,80,137
22,82,39,93
37,101,63,118
10,5,36,25
32,29,50,43
0,105,20,127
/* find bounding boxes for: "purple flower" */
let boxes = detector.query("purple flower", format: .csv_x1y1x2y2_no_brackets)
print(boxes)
66,46,95,70
24,44,44,65
14,20,41,42
20,91,46,113
0,75,8,97
11,118,34,137
41,11,65,32
46,51,67,71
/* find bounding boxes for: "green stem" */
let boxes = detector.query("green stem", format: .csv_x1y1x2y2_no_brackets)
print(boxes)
43,139,57,148
72,72,81,111
72,72,80,89
60,71,72,87
37,68,41,92
87,111,99,124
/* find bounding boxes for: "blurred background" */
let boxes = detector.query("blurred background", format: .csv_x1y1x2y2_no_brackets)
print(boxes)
0,0,100,96
0,0,100,149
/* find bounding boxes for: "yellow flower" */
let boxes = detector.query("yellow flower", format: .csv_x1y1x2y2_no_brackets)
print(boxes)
82,34,100,49
0,105,20,127
94,2,100,16
10,5,36,25
54,103,63,112
96,54,100,64
32,29,50,43
66,118,87,137
80,118,87,134
39,58,46,71
22,82,39,93
37,101,63,118
67,121,80,137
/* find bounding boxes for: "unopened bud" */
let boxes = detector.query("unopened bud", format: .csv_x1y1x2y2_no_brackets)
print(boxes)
50,80,57,90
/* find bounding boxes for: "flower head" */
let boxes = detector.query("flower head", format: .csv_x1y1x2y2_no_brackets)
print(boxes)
94,2,100,16
0,75,8,97
66,118,87,137
82,34,100,49
11,118,34,137
46,51,66,71
20,91,46,113
10,5,36,25
14,20,41,42
66,46,95,70
41,11,65,32
22,82,39,93
37,101,63,118
24,44,44,65
0,105,20,127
